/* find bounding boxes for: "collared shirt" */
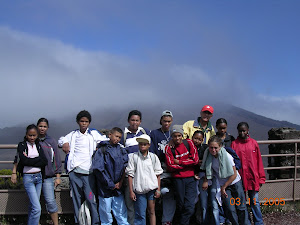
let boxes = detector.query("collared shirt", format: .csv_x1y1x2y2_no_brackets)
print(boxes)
126,151,163,194
73,130,91,172
58,128,109,173
183,117,215,144
121,127,150,154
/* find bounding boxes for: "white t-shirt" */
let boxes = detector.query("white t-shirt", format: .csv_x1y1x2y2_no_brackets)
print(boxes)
23,142,41,174
212,152,241,187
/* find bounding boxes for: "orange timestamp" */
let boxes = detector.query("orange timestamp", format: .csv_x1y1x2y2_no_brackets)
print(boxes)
230,198,285,206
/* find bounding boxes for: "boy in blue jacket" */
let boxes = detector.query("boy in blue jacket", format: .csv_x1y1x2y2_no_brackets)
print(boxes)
92,127,129,225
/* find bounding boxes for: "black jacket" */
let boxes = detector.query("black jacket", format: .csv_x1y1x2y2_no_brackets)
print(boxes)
222,133,235,148
17,141,48,177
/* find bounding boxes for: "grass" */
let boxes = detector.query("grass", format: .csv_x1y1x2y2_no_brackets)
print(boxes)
261,200,300,214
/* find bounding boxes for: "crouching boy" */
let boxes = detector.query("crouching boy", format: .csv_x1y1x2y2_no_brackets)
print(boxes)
126,134,163,225
92,127,129,225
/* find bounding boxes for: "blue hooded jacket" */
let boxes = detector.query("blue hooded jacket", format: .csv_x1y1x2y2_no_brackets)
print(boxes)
92,141,128,198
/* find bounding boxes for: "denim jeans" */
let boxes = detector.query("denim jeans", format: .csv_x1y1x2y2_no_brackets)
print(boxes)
198,177,209,223
222,180,250,225
248,190,264,225
161,187,176,223
42,177,58,213
69,171,100,225
134,190,155,225
210,177,220,225
23,172,43,225
98,194,129,225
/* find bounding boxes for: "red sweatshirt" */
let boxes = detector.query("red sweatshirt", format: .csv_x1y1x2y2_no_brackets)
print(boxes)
231,136,266,191
165,139,199,178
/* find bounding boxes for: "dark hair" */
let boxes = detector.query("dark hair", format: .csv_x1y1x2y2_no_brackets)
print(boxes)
192,130,204,137
128,110,142,121
237,122,249,130
24,124,39,143
37,118,49,127
208,135,223,146
216,118,227,127
110,127,123,135
76,110,92,123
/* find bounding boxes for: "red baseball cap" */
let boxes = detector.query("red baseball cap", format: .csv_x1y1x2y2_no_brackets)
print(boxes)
201,105,214,114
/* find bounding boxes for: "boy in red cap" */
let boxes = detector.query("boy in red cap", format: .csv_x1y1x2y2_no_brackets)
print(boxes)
183,105,215,144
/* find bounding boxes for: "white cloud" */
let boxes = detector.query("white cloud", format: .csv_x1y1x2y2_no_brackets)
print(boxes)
1,26,300,128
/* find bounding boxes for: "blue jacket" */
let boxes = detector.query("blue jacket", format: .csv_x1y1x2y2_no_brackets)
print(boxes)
92,141,128,198
225,146,241,170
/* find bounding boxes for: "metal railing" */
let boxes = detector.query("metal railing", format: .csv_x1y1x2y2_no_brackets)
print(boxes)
0,139,299,214
257,139,300,202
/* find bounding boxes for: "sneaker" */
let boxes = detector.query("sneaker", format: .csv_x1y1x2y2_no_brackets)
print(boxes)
162,222,172,225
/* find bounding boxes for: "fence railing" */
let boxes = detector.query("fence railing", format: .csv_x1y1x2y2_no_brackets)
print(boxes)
257,139,300,203
0,139,299,215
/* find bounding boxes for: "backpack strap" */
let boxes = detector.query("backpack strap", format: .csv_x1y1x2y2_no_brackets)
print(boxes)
123,132,128,147
133,152,138,173
171,139,190,158
133,152,156,173
182,139,190,153
149,152,156,169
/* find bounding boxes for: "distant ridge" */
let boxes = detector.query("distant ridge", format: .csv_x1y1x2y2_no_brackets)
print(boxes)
0,103,299,167
1,103,299,143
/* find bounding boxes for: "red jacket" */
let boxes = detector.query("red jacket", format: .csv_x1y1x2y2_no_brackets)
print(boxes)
231,136,266,191
165,139,199,178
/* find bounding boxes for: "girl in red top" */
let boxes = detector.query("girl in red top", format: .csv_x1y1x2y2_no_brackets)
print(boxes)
231,122,265,225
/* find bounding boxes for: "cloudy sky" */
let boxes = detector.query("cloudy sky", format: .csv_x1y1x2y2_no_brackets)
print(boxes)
0,1,300,128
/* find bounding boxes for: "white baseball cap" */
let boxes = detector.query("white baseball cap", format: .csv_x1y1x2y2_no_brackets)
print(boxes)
136,134,151,144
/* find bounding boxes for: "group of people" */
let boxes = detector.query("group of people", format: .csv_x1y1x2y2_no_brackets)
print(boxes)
10,105,266,225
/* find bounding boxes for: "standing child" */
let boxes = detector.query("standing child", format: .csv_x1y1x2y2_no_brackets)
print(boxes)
201,136,250,225
12,118,62,225
165,125,199,225
92,127,129,225
192,130,209,224
215,118,238,225
215,118,235,147
231,122,266,225
58,110,108,225
121,110,151,225
150,110,176,225
16,124,48,225
126,134,163,225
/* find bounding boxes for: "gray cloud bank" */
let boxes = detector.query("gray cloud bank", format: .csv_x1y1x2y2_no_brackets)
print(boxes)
0,26,300,128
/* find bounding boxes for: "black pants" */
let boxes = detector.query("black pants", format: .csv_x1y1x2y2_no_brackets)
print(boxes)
173,177,197,225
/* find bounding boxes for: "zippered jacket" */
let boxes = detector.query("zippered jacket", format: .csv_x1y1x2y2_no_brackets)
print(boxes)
231,136,266,191
39,135,62,178
165,139,199,178
183,118,215,144
92,141,128,197
16,141,48,177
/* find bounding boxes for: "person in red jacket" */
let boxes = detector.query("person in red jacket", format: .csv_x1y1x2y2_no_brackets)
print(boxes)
231,122,265,225
165,125,199,225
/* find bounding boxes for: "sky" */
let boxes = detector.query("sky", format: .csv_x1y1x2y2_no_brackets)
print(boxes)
0,0,300,128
